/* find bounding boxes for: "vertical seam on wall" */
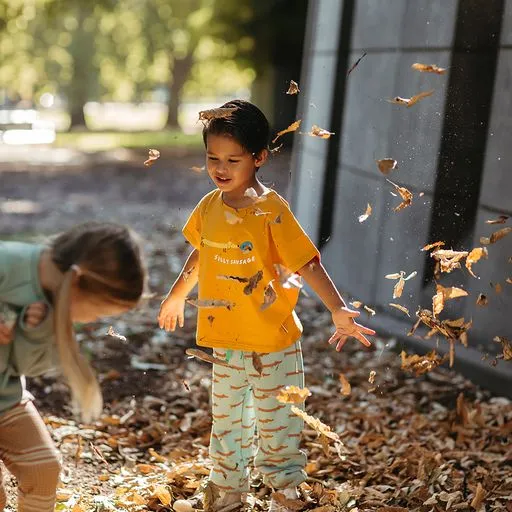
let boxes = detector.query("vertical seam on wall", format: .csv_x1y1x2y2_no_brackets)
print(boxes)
318,0,357,248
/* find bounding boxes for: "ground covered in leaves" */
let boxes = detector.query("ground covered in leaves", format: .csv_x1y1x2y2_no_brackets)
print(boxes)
1,151,510,511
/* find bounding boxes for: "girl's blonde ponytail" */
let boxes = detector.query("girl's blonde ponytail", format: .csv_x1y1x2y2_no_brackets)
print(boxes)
54,268,103,423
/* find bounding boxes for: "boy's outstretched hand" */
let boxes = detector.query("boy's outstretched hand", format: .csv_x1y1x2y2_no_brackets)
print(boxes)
328,307,375,351
0,322,14,345
158,294,185,332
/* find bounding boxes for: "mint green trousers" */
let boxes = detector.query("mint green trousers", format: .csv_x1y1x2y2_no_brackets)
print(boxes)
209,341,306,492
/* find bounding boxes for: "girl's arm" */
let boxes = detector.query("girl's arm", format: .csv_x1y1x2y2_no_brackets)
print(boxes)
158,249,199,331
297,257,375,351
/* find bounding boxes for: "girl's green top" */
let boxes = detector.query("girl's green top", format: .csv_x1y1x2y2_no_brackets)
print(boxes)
0,241,58,413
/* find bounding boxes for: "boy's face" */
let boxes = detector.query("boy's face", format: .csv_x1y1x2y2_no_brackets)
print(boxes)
205,134,267,198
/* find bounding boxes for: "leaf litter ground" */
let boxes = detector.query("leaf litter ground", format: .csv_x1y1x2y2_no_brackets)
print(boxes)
3,235,508,511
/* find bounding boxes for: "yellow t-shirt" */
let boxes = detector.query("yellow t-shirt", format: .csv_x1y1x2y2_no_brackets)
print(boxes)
182,189,320,353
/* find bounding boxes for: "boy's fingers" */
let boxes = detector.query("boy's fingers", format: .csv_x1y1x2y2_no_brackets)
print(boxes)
355,323,376,335
178,314,184,328
336,336,348,351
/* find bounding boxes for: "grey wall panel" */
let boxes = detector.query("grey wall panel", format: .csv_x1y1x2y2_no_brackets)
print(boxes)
308,0,344,54
400,0,457,48
463,207,512,348
479,48,512,213
502,0,512,45
321,167,385,303
351,0,408,49
339,52,401,175
374,188,433,310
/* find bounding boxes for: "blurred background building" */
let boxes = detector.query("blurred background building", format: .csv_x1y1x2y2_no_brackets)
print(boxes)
292,0,511,393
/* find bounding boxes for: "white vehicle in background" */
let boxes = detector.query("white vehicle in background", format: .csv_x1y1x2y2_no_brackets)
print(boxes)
0,108,56,145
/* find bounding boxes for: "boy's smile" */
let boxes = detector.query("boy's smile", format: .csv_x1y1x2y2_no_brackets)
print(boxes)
206,134,268,205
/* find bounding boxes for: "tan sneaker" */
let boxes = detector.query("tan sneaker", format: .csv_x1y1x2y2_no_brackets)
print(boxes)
269,487,301,512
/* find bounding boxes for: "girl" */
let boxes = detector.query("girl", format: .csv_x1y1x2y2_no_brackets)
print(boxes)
158,99,375,512
0,221,146,512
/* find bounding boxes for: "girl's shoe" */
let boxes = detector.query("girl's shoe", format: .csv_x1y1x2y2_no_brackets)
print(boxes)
269,487,301,512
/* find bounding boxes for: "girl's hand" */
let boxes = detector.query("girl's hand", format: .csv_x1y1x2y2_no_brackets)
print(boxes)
0,322,14,345
328,307,375,351
24,301,48,328
158,293,185,331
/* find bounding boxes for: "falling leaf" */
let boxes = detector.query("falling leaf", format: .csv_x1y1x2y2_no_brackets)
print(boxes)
389,303,410,316
261,282,277,311
364,305,376,316
198,107,238,121
338,373,351,396
253,208,271,217
494,282,503,294
404,271,417,281
476,293,488,306
368,370,376,384
401,350,444,376
481,226,512,245
411,62,446,74
347,51,367,76
272,120,301,143
493,336,512,360
185,348,231,368
358,203,372,223
432,284,468,317
431,249,469,274
393,276,405,299
307,125,334,139
465,247,488,277
143,149,160,167
376,158,398,175
107,326,127,342
189,165,205,173
244,187,267,203
506,277,512,284
485,214,508,224
388,89,434,107
252,352,263,375
185,297,234,310
286,80,300,95
274,264,303,290
350,301,362,308
386,179,413,211
291,406,341,442
422,241,445,252
276,386,312,404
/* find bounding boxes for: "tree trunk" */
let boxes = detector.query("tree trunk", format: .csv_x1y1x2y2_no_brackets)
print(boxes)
166,53,194,129
68,5,94,130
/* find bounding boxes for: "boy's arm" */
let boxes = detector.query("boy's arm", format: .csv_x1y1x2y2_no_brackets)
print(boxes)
297,257,375,350
166,248,199,298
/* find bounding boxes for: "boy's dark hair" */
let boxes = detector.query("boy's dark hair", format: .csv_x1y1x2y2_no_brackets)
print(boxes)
202,99,270,155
